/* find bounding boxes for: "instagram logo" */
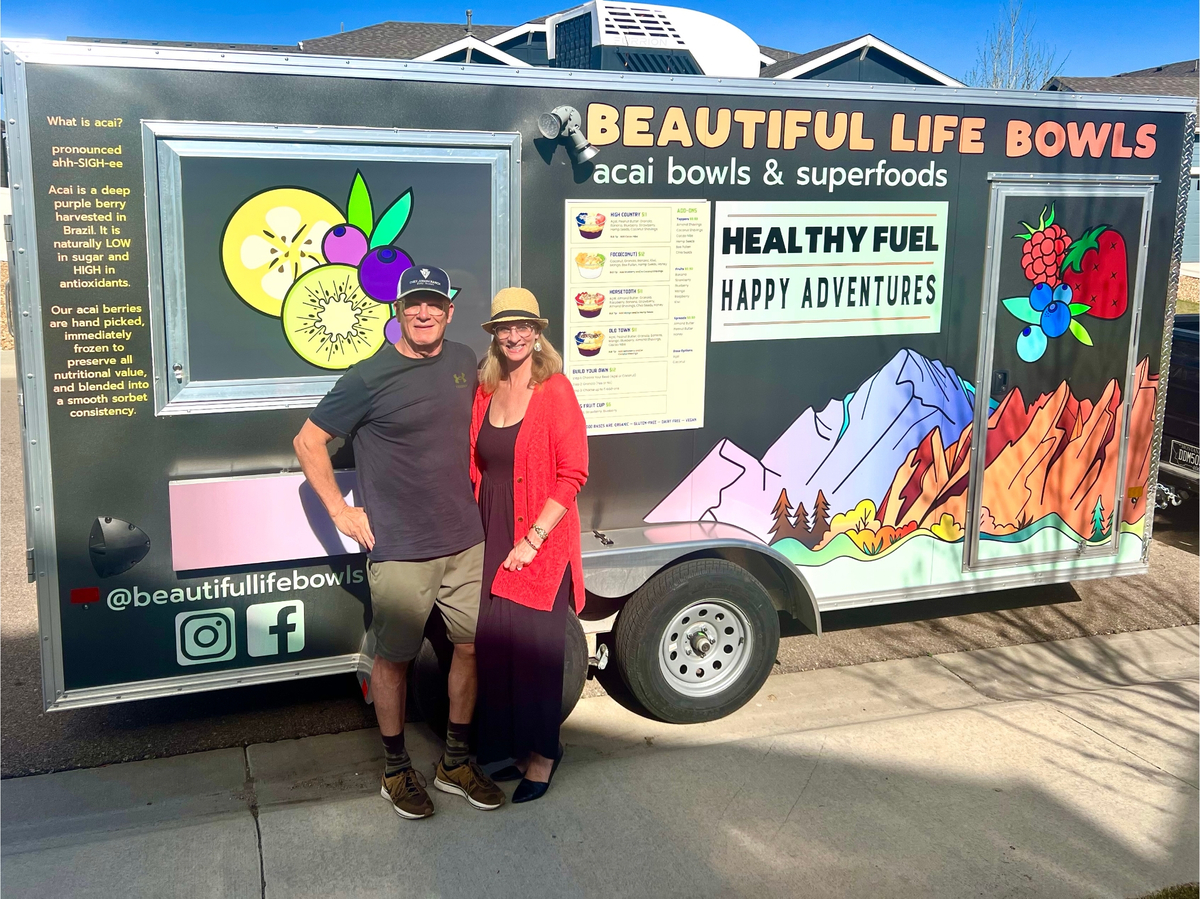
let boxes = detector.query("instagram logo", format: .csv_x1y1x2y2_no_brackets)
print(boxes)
175,608,237,666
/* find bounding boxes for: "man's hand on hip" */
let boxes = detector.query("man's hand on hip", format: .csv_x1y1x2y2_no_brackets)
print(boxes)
333,506,376,551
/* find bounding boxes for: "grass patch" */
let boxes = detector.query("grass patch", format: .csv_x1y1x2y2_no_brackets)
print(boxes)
1131,884,1199,899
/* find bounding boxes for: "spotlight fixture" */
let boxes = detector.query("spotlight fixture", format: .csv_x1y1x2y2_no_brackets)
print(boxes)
537,105,599,164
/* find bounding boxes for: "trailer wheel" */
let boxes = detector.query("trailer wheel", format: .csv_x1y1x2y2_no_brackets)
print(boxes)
614,559,779,724
411,611,588,736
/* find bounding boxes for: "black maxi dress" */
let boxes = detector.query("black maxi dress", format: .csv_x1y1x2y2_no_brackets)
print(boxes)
474,408,572,766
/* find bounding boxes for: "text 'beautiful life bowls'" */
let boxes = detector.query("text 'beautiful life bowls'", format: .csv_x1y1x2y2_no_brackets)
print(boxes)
575,330,605,356
576,212,606,239
575,291,605,318
575,252,605,279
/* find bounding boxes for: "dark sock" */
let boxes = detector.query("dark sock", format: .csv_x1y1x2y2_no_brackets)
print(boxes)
382,731,411,777
443,721,471,769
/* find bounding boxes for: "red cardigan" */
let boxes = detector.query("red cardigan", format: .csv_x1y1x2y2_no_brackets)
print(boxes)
469,373,589,612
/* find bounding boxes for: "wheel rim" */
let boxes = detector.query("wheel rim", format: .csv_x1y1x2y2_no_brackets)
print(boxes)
658,599,753,698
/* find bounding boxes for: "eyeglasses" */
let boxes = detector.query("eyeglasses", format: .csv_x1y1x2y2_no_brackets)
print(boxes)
494,322,536,338
401,298,449,317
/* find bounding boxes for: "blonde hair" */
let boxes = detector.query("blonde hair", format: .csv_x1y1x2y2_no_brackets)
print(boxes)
479,327,562,394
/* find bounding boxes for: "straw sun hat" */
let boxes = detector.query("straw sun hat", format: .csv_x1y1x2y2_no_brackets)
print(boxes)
482,287,550,332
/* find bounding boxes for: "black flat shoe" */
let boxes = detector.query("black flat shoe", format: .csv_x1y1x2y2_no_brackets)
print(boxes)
490,765,524,782
512,745,563,804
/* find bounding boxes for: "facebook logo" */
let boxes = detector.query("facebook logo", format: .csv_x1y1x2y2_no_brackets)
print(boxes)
246,600,305,658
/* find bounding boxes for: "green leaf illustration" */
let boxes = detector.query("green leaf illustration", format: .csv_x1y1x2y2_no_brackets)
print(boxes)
369,189,413,249
1069,319,1094,346
347,172,373,234
1068,303,1091,315
1002,296,1041,324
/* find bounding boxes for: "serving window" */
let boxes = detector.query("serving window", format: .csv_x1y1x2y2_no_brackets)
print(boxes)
143,122,519,414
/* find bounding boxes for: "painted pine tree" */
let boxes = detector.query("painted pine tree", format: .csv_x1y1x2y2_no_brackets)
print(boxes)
792,500,812,544
1089,495,1111,542
806,490,831,549
769,489,796,544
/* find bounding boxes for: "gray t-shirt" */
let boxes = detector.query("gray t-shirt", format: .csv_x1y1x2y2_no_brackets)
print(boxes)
309,340,484,562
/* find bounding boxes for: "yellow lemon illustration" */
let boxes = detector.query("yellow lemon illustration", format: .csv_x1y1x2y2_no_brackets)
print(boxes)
281,265,388,370
221,188,344,317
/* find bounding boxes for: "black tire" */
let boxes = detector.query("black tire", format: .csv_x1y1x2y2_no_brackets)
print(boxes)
410,611,588,736
613,559,780,724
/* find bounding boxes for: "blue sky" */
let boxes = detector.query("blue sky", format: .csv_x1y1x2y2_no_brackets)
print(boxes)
3,0,1196,81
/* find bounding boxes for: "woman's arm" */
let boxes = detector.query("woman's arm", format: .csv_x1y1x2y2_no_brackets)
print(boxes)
501,377,589,571
502,498,566,571
549,376,589,507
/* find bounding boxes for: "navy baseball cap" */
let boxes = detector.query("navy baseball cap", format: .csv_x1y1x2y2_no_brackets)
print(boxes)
397,265,453,302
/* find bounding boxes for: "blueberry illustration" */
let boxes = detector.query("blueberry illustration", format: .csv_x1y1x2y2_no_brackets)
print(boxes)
1029,282,1053,311
321,224,369,266
1052,283,1072,306
359,246,414,303
1040,301,1070,338
1017,325,1047,362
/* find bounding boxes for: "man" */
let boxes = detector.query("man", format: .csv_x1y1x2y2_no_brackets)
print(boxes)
294,265,503,819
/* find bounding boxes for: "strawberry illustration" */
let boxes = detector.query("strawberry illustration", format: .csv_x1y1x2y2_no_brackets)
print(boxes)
1059,225,1128,319
1016,204,1072,287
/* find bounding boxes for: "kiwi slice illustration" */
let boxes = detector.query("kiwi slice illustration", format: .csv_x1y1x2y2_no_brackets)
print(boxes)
281,264,388,369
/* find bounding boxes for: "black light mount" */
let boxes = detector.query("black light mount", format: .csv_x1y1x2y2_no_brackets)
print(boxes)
537,105,599,164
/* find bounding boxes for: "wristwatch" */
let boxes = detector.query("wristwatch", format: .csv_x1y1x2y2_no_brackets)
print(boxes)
532,524,550,542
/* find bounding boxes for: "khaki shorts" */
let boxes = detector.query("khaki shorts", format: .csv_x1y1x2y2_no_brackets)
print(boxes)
367,542,484,663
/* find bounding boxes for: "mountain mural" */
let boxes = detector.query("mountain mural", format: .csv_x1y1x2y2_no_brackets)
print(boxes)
646,349,1157,561
646,349,976,543
881,357,1156,539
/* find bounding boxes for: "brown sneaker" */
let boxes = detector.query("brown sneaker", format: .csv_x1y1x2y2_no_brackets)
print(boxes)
380,768,434,819
434,759,506,810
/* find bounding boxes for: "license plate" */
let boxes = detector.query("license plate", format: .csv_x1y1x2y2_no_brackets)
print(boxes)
1170,439,1200,472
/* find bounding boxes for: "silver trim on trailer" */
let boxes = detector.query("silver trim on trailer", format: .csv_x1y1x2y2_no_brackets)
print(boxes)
818,556,1150,612
964,174,1157,572
4,39,1197,114
141,121,522,415
2,47,67,710
581,524,821,635
49,653,361,710
1140,112,1198,558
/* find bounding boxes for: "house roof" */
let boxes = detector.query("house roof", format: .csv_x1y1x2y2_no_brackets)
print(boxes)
68,36,299,53
1043,59,1198,99
759,38,848,79
760,34,963,86
300,22,513,59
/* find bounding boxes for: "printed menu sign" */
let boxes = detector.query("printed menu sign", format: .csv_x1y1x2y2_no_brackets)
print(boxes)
564,200,711,435
710,200,948,342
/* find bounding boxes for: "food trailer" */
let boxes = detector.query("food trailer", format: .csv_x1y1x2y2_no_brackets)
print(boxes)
2,35,1193,723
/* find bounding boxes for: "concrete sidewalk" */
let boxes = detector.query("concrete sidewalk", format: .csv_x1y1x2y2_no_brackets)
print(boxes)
3,627,1197,899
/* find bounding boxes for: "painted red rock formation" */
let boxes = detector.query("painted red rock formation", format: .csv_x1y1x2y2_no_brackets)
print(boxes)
881,359,1157,537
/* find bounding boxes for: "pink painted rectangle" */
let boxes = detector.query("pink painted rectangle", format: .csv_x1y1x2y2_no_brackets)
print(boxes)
169,471,362,571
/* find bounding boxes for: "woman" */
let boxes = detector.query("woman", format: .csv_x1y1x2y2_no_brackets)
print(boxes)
470,287,588,804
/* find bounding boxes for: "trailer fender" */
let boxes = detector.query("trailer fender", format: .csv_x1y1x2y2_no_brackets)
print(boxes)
582,524,821,636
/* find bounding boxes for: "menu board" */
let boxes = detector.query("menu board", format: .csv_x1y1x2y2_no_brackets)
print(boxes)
563,200,711,435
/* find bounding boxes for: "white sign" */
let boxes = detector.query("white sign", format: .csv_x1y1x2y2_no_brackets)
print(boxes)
564,200,710,435
710,200,948,342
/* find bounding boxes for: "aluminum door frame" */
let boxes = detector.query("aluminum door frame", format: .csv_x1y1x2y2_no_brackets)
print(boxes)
964,172,1157,572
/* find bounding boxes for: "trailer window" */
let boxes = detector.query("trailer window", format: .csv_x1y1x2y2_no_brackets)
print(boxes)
143,123,519,414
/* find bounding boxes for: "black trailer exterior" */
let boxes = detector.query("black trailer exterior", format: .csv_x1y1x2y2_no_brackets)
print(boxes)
3,40,1193,718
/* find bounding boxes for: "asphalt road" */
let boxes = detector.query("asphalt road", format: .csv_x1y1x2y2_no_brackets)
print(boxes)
2,359,1197,777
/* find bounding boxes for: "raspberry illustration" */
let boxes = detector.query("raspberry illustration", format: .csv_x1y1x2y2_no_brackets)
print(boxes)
1016,204,1071,287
